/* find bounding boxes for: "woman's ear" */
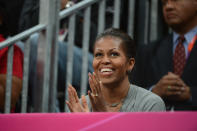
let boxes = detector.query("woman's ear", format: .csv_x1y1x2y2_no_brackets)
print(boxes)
127,58,135,72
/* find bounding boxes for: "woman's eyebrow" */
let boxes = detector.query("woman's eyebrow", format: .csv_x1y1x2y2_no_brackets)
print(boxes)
94,48,103,52
95,48,119,52
110,48,118,50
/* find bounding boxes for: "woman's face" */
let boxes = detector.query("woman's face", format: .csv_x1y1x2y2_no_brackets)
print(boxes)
93,36,134,85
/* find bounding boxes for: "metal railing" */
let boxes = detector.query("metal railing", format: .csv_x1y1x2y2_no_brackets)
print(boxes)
0,25,46,113
0,0,164,113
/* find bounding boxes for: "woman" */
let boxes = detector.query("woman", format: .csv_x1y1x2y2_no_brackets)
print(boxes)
66,28,165,112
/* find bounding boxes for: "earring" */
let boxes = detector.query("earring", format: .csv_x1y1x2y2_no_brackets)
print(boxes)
126,70,131,74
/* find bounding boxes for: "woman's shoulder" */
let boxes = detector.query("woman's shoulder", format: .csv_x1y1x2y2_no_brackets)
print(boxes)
132,84,159,98
130,84,166,111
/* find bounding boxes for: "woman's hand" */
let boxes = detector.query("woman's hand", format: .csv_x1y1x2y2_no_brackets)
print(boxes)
88,72,109,112
66,84,89,112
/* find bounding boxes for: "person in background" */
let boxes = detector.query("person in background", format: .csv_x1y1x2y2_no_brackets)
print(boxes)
66,28,165,112
18,0,94,112
132,0,197,110
0,2,23,112
27,33,93,112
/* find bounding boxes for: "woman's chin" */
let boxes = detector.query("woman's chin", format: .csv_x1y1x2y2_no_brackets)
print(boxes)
100,78,117,86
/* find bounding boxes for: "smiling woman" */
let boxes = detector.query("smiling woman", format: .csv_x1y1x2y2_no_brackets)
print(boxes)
66,28,166,112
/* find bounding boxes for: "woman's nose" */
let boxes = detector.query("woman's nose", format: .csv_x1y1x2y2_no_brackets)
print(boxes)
101,56,111,64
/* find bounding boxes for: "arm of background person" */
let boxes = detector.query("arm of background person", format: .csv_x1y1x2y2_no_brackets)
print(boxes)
0,74,22,112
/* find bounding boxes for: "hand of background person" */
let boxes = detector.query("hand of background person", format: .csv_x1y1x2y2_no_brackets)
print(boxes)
61,0,68,10
66,84,89,112
167,73,191,102
152,72,191,102
88,72,109,112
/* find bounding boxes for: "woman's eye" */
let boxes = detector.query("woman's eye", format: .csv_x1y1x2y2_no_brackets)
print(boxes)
95,53,102,57
111,52,119,57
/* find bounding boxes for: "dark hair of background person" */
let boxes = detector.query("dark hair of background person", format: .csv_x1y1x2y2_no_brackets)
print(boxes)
18,0,39,33
0,0,24,37
0,2,8,37
95,28,136,59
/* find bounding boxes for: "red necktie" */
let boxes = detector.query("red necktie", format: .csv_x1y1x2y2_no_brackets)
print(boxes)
173,36,186,76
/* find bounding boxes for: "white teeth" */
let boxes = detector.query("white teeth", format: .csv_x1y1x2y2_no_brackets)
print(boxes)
101,68,112,72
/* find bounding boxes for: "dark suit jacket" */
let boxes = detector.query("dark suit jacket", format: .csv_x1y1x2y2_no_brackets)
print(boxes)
131,34,197,110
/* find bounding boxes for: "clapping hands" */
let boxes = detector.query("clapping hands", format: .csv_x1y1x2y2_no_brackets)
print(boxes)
66,84,89,112
66,72,109,112
88,72,109,112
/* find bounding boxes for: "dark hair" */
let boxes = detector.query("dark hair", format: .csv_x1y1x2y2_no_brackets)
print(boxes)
0,0,24,37
95,28,136,59
0,2,8,37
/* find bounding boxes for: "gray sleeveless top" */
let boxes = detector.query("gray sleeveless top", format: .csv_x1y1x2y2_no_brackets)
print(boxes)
85,84,166,112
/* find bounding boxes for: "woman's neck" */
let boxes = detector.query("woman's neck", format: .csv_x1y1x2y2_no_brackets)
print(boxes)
102,77,130,104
